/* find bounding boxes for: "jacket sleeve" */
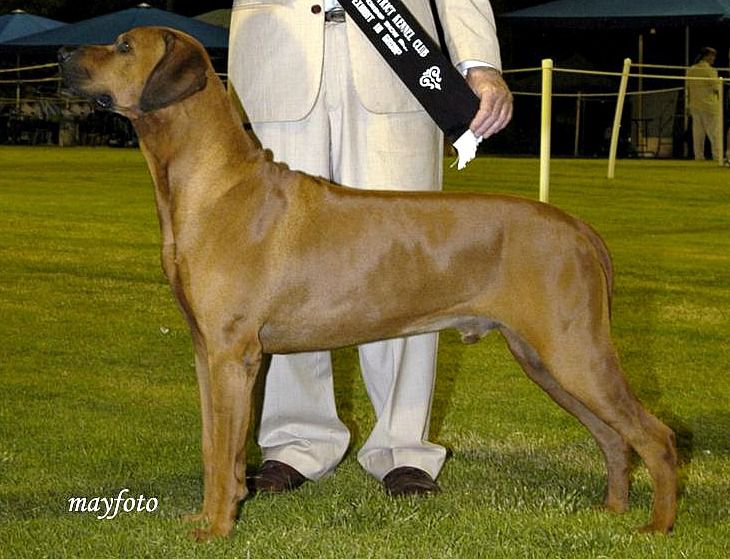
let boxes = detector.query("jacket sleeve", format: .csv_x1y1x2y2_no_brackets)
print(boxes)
433,0,502,71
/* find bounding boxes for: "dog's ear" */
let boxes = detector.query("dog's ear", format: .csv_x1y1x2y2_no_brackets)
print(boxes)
139,31,208,113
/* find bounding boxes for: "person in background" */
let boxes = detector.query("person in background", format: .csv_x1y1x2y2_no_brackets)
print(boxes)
686,46,721,161
227,0,512,497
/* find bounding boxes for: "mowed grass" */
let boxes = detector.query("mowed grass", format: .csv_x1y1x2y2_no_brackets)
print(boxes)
1,146,729,558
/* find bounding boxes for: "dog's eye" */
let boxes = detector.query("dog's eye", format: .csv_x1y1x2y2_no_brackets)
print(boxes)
117,41,131,54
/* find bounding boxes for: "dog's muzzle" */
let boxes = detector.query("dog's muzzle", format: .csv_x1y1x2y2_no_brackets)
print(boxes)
57,46,114,110
57,46,84,89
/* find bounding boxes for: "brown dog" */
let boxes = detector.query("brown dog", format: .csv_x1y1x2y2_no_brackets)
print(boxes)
59,27,677,540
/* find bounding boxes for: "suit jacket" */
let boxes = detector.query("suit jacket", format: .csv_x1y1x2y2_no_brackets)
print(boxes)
687,61,720,115
228,0,502,122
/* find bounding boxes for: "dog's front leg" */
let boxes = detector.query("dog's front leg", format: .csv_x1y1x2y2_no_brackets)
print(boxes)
190,338,261,541
182,330,214,524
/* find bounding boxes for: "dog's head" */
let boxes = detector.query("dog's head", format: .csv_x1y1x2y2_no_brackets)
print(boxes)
59,26,208,118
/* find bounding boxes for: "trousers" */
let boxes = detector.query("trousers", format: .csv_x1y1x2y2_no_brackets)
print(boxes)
249,22,447,481
690,109,721,160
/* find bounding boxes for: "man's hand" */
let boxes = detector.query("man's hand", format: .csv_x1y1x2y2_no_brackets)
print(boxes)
466,66,513,139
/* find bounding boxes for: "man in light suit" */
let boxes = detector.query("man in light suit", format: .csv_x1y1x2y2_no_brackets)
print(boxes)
686,47,721,161
228,0,512,495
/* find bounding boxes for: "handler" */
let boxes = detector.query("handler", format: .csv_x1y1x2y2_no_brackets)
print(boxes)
228,0,512,496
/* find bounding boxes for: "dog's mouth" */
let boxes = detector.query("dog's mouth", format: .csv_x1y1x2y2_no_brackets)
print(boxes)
58,51,116,111
60,69,115,111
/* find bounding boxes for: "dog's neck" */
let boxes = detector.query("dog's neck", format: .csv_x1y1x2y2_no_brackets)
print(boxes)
132,74,262,204
130,73,270,255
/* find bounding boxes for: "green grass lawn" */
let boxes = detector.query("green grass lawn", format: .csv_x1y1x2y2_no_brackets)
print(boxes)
1,147,729,558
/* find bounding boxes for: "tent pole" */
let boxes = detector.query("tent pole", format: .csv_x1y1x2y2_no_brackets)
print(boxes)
638,33,644,148
15,54,20,112
607,58,632,179
717,78,724,165
684,25,690,157
539,58,553,203
574,91,582,157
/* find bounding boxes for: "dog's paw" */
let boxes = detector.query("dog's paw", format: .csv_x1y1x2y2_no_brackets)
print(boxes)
188,525,234,542
187,517,234,542
188,527,215,542
182,511,208,524
602,496,629,514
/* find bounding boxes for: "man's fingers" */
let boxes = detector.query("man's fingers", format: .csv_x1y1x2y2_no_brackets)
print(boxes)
466,67,513,139
470,90,513,138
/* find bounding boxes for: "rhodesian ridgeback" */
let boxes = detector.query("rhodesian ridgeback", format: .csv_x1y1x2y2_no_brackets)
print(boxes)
59,27,677,540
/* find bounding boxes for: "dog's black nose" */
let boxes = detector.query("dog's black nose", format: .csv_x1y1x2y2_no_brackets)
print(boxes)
58,46,76,64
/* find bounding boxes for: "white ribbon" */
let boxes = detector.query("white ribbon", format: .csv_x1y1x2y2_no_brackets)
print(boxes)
451,129,482,170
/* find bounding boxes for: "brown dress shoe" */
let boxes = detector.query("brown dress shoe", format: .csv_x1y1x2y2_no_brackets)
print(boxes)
382,467,440,497
251,460,307,494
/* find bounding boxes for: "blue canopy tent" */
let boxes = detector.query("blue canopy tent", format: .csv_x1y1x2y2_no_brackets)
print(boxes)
3,3,228,50
501,0,730,65
0,4,227,146
0,10,65,43
0,11,66,120
501,0,730,26
194,9,231,29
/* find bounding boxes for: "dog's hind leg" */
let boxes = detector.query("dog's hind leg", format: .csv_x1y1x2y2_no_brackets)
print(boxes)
524,327,677,533
500,328,631,514
190,336,262,541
